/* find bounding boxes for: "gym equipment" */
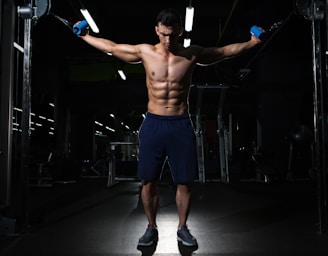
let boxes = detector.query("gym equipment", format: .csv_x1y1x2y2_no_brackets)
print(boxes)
15,0,52,234
301,0,328,234
73,20,89,35
192,83,230,183
107,142,139,187
50,13,74,31
237,15,292,81
250,25,265,40
50,13,89,36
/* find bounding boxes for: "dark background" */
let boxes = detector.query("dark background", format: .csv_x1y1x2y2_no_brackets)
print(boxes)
12,0,315,180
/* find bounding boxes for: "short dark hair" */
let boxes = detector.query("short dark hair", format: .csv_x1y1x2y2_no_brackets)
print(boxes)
156,8,182,27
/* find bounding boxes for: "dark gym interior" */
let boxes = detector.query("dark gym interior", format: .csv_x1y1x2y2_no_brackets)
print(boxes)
1,0,328,255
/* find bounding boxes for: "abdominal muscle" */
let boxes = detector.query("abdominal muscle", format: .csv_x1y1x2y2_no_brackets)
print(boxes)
142,47,195,116
146,80,189,116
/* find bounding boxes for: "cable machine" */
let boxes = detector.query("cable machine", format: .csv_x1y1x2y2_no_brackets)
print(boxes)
296,0,328,234
193,83,230,183
14,0,50,234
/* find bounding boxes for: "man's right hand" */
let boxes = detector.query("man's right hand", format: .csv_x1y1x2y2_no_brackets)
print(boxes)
73,20,89,36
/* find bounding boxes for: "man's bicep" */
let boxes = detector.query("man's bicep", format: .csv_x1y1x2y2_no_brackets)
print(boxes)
112,44,142,63
196,47,225,66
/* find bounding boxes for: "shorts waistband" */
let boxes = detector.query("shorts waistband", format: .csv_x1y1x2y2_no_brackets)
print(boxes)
145,112,190,120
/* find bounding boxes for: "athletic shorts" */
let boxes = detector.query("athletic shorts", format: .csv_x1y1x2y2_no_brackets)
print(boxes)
137,112,198,183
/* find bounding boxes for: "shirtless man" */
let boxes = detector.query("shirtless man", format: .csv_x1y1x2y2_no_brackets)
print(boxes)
77,7,262,247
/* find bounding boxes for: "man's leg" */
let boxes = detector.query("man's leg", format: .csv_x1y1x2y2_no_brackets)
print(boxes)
176,183,191,228
138,181,159,246
176,183,198,246
141,181,159,227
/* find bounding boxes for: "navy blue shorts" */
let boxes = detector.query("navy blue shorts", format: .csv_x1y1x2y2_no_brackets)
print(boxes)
137,112,198,183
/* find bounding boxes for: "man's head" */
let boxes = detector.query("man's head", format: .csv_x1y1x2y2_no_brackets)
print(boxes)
156,8,182,28
155,8,184,51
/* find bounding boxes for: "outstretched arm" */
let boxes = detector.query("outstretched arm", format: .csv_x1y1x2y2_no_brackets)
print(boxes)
196,35,262,66
79,33,142,63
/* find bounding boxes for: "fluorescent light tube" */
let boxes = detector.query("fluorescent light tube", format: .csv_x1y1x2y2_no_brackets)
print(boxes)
80,8,99,33
185,6,194,32
118,70,126,80
184,38,191,47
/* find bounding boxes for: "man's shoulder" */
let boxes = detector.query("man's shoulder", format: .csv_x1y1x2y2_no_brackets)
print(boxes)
177,44,204,57
186,44,203,51
138,43,156,49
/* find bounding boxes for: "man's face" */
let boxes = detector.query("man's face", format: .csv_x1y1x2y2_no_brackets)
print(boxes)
155,23,183,51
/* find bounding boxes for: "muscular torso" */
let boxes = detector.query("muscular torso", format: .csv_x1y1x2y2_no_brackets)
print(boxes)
141,44,198,116
82,29,258,116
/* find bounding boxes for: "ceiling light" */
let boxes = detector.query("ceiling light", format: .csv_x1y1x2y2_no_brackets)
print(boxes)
118,69,126,80
184,38,191,47
80,8,99,33
185,6,194,32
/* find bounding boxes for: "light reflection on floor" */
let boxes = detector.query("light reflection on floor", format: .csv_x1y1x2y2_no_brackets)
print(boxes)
1,179,327,256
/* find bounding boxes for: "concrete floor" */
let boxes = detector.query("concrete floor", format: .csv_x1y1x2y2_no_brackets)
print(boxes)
1,175,328,255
